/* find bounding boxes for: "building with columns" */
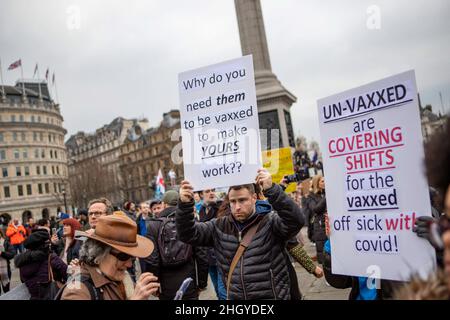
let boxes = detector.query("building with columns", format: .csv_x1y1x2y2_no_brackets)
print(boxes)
0,80,70,224
235,0,297,150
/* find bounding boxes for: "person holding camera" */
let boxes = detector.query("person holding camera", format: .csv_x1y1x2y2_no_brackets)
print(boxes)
6,219,27,254
14,229,68,300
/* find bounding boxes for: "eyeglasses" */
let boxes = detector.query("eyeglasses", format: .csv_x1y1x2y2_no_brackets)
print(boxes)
110,249,132,262
88,211,106,217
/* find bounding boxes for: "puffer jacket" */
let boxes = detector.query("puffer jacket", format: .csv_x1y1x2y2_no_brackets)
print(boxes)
14,249,68,300
6,224,27,245
176,183,304,300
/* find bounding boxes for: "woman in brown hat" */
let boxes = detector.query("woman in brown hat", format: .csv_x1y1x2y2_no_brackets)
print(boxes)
60,214,159,300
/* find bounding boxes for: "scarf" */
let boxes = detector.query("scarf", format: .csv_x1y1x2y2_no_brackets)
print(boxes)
0,238,10,287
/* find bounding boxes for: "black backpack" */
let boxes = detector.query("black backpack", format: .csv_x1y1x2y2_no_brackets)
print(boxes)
157,215,193,267
54,274,103,300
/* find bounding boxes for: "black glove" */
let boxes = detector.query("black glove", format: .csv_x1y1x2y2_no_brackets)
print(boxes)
412,216,443,249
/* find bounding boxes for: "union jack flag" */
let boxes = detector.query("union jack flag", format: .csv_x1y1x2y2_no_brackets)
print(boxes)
7,59,21,70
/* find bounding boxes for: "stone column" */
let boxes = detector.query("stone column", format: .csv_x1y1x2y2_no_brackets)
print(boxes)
235,0,297,150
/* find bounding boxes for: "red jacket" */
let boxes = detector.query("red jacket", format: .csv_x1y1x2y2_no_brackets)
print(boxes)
6,223,26,245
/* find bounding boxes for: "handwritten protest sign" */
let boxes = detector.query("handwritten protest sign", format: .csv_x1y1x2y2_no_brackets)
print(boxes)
178,55,261,191
317,70,436,281
262,147,296,193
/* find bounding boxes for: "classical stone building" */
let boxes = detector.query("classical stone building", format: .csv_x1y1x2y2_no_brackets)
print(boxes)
420,105,447,142
417,94,448,142
119,110,183,202
66,117,149,208
0,80,70,223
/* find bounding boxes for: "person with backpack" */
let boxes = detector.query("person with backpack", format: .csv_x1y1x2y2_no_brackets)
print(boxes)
176,168,304,300
142,190,209,300
58,214,159,300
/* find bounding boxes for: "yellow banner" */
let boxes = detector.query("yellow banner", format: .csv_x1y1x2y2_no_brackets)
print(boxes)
262,147,296,193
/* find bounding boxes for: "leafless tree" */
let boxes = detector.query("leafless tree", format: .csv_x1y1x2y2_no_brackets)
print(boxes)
68,159,116,208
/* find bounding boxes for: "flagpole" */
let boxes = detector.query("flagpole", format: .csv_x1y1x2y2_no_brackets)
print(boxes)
45,68,50,101
20,59,26,100
53,73,59,104
0,58,5,100
36,64,42,100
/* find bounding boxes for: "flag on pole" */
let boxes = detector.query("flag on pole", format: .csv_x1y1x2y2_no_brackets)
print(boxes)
33,63,38,78
8,59,21,70
45,68,49,80
155,169,166,199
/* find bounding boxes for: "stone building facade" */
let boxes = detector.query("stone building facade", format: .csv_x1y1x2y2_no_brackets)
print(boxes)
420,105,447,142
66,117,149,208
119,110,183,202
0,80,70,223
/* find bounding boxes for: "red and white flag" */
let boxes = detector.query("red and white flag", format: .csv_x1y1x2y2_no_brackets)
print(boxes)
8,59,21,70
156,169,166,196
33,63,38,78
45,68,49,80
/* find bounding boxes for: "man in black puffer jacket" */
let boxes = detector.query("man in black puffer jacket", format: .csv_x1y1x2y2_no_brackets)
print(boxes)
176,169,304,300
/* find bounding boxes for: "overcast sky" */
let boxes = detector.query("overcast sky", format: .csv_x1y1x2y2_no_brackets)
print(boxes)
1,0,449,146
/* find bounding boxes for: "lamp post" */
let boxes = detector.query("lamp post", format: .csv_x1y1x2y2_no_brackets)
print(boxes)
61,184,68,214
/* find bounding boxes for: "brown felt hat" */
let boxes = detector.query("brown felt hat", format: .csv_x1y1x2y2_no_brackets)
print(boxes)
76,214,153,258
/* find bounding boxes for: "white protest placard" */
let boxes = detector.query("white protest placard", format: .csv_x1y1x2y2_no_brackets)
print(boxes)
317,70,436,281
178,55,262,191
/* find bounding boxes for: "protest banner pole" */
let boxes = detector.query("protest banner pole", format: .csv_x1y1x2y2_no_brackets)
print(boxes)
36,64,42,100
0,58,5,100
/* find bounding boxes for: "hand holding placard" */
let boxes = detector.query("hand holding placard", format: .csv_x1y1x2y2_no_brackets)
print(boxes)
179,181,194,203
178,55,262,191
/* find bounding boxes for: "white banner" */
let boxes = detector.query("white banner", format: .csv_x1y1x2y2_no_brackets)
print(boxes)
317,70,436,281
178,55,262,191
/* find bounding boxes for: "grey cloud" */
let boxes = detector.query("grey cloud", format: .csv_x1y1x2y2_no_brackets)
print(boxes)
1,0,448,145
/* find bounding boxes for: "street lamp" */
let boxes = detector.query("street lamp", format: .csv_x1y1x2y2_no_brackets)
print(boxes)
61,184,68,214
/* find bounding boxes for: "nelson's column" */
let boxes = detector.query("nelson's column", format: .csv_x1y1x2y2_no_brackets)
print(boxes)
235,0,297,150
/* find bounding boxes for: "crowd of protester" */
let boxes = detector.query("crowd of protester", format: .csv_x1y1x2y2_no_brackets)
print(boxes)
0,118,448,300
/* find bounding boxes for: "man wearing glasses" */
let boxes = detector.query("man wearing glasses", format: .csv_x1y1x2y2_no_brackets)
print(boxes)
87,198,114,231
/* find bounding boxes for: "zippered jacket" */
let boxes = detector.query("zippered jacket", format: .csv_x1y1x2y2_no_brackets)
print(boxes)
176,183,304,300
